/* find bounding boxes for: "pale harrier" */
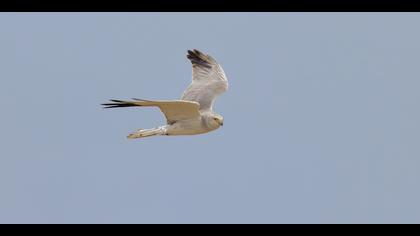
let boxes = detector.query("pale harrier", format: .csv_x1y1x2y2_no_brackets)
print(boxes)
101,49,228,139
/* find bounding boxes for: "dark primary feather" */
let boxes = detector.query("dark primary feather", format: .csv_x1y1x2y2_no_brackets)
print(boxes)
101,99,142,109
187,49,212,69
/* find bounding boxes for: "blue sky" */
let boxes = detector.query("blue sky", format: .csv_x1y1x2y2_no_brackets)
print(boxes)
1,13,420,223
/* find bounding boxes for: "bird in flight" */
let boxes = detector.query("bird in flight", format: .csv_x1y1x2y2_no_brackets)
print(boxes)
101,49,229,139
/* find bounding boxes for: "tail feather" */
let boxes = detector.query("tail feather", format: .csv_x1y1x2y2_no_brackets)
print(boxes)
127,127,166,139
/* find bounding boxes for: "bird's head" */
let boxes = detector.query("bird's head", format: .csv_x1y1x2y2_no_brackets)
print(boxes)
209,113,224,128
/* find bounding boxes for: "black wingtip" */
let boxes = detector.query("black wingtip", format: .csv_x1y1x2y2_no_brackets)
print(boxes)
110,99,124,103
101,99,143,109
187,49,204,57
188,48,203,54
187,49,212,69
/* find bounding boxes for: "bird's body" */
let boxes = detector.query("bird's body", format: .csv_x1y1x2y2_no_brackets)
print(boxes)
102,49,228,139
166,112,220,135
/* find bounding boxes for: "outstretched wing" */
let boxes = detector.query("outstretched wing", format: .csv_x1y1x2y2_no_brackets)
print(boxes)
181,49,228,112
102,99,200,124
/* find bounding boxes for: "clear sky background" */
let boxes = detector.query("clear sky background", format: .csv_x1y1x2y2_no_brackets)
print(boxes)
1,13,419,224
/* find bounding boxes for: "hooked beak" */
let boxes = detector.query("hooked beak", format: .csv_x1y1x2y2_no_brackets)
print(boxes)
220,122,223,126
